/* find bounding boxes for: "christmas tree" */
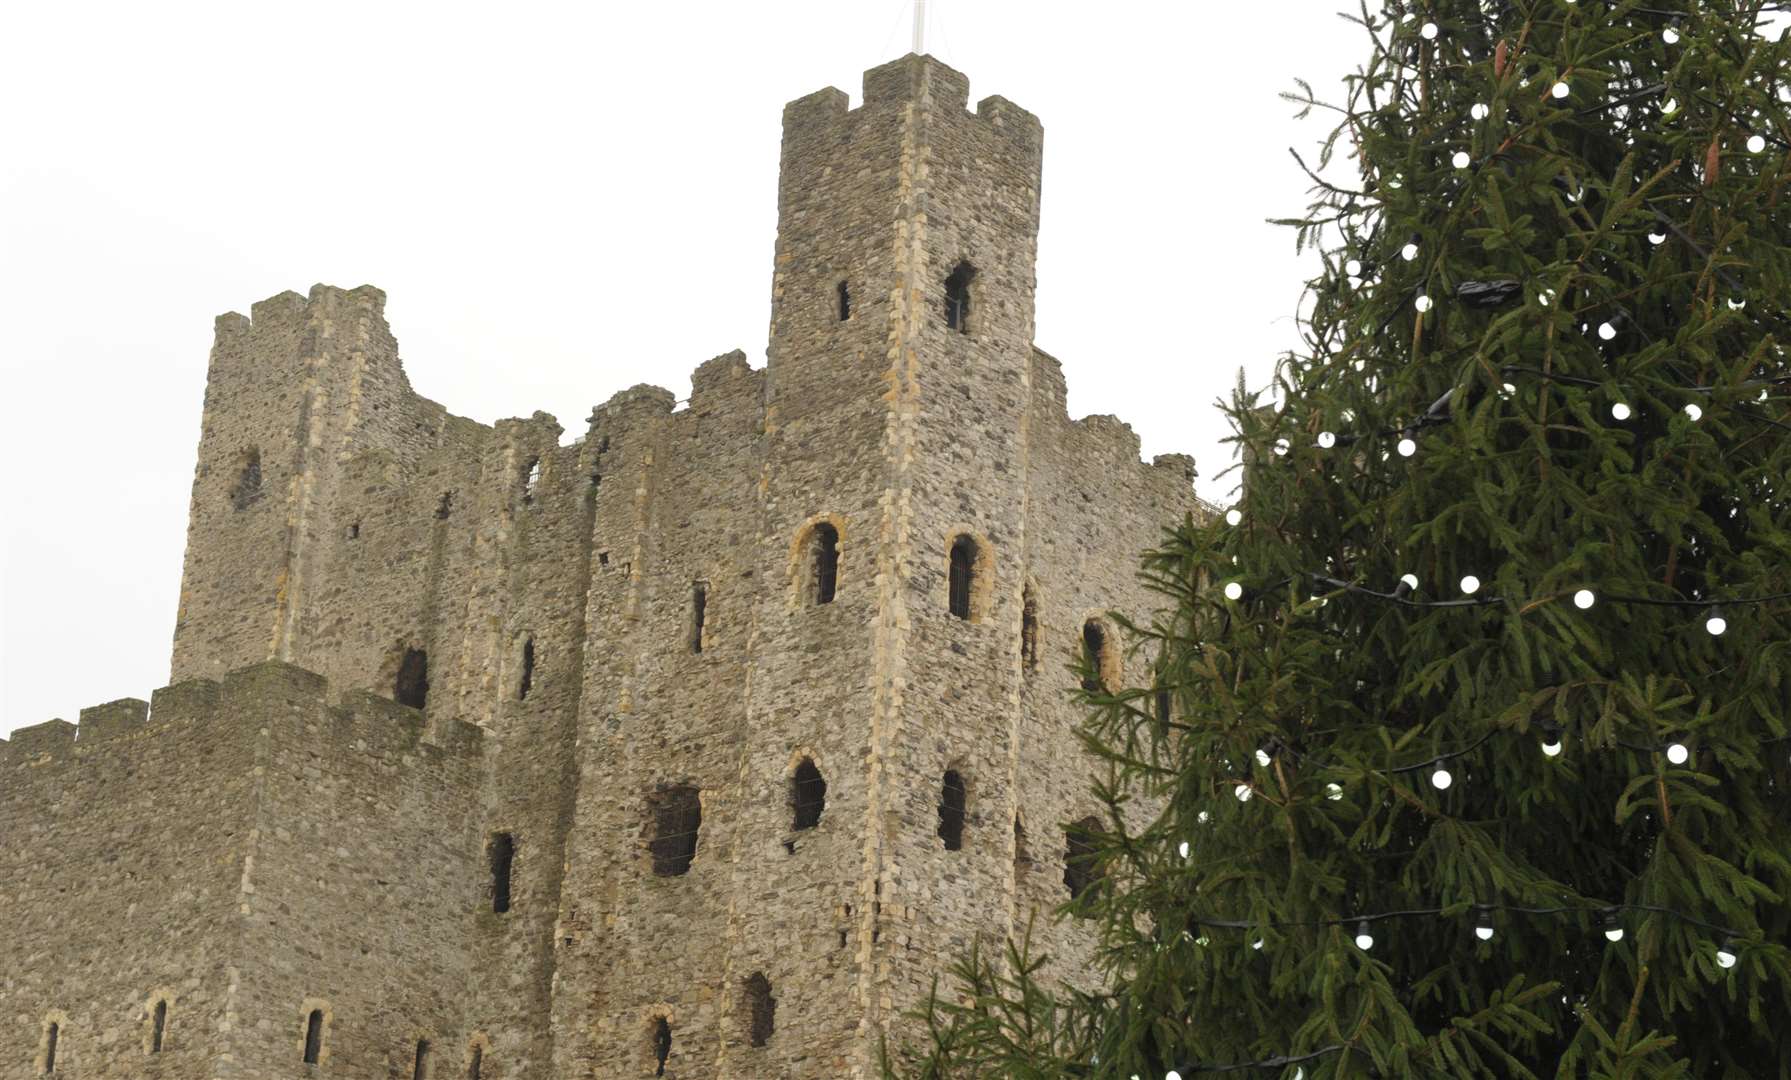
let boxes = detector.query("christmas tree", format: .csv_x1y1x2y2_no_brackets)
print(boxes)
894,1,1791,1076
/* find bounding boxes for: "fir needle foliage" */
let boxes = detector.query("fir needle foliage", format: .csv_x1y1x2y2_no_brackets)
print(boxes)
889,2,1791,1077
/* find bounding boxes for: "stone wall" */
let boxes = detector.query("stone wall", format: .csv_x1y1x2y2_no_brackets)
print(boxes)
2,53,1208,1080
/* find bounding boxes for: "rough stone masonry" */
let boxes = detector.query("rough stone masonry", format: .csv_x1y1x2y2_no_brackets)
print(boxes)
0,54,1206,1079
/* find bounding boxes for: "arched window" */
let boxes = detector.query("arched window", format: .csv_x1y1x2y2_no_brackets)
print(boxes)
837,280,851,322
150,1000,167,1053
652,1017,673,1077
649,785,701,876
1081,621,1108,693
489,832,515,914
412,1038,431,1080
522,456,542,504
948,536,977,620
395,648,429,710
937,770,967,851
303,1009,324,1065
1021,585,1040,670
791,758,826,830
1064,816,1103,905
518,637,536,700
744,972,776,1047
690,582,708,654
808,523,840,604
230,448,263,511
944,261,975,333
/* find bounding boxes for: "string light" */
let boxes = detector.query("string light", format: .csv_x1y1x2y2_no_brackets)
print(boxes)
1541,723,1564,757
1452,150,1471,169
1552,80,1571,99
1234,784,1253,803
1611,401,1632,420
1684,403,1703,421
1747,134,1767,153
1603,911,1625,943
1223,581,1244,601
1255,748,1272,767
1401,241,1420,261
1574,589,1596,609
1179,840,1191,859
1354,921,1375,950
1598,321,1619,341
1474,906,1496,941
1224,508,1242,527
1460,575,1481,595
1317,431,1337,449
1649,229,1667,244
1663,26,1681,44
1666,741,1690,766
1705,608,1728,636
1415,294,1434,313
1325,782,1343,801
1397,437,1417,457
1470,102,1490,119
1718,941,1738,969
1344,258,1363,276
1430,763,1454,790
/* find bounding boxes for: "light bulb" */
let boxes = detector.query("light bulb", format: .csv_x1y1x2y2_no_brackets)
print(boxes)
1326,782,1343,802
1235,784,1253,803
1502,382,1517,396
1397,437,1417,457
1666,742,1689,766
1611,402,1632,421
1574,589,1595,609
1471,102,1490,120
1717,944,1738,970
1225,508,1242,526
1317,431,1337,449
1543,736,1563,757
1605,926,1625,943
1747,134,1767,154
1684,403,1702,422
1167,1072,1183,1080
1728,296,1747,311
1452,150,1471,169
1663,97,1679,114
1475,924,1495,942
1255,748,1272,767
1344,258,1363,276
1431,765,1454,790
1706,610,1728,636
1401,573,1420,591
1663,27,1680,44
1415,294,1434,313
1460,575,1481,595
1251,937,1264,951
1178,840,1190,859
1648,230,1666,245
1224,581,1244,601
1274,439,1290,456
1552,81,1571,99
1197,811,1210,824
1420,20,1439,39
1402,242,1420,261
1598,322,1618,341
1354,921,1374,950
1538,289,1554,307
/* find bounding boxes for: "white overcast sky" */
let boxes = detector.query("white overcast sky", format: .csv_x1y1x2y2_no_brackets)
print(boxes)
0,0,1368,736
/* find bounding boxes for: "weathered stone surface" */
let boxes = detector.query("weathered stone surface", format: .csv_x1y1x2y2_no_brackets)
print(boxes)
0,54,1207,1079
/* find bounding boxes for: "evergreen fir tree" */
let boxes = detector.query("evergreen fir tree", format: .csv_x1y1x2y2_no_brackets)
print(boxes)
893,1,1791,1076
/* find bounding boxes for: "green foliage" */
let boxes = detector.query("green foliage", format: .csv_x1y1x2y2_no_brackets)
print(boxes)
893,2,1791,1077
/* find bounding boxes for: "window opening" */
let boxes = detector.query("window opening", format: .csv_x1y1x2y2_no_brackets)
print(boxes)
948,536,976,620
791,758,826,830
413,1038,430,1080
1081,622,1107,693
522,457,541,504
937,770,967,851
44,1022,59,1073
1014,815,1031,870
435,491,454,520
151,1000,167,1053
691,582,707,654
490,833,515,914
395,648,429,710
744,973,776,1047
811,523,840,604
1064,816,1103,903
837,280,851,322
468,1044,483,1080
347,521,361,540
652,1018,672,1077
230,449,263,510
1021,586,1039,670
944,261,975,332
518,637,535,700
649,785,701,876
303,1009,324,1065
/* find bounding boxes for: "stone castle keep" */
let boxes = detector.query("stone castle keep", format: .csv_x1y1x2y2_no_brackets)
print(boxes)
0,55,1201,1078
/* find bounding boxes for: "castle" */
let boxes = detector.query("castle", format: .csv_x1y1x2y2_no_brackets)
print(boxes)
0,55,1202,1079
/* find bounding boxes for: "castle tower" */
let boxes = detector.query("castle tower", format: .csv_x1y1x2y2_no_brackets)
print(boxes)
0,56,1201,1080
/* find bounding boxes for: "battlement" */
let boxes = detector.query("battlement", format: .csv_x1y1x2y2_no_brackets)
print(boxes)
781,54,1042,154
0,660,483,772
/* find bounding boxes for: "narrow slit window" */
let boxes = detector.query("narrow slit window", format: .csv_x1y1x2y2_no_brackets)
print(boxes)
837,280,851,322
1081,622,1107,693
1064,816,1103,904
652,1017,672,1077
412,1038,430,1080
303,1009,324,1065
1155,686,1173,734
347,521,361,540
230,448,263,510
467,1043,483,1080
518,637,535,701
44,1021,59,1073
395,648,429,710
810,523,840,604
522,456,541,504
1021,586,1039,670
1014,815,1031,871
791,757,826,830
944,261,975,332
151,1000,167,1053
691,582,708,654
937,770,967,851
649,785,702,876
744,972,776,1047
490,832,515,914
948,536,976,620
435,491,454,520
